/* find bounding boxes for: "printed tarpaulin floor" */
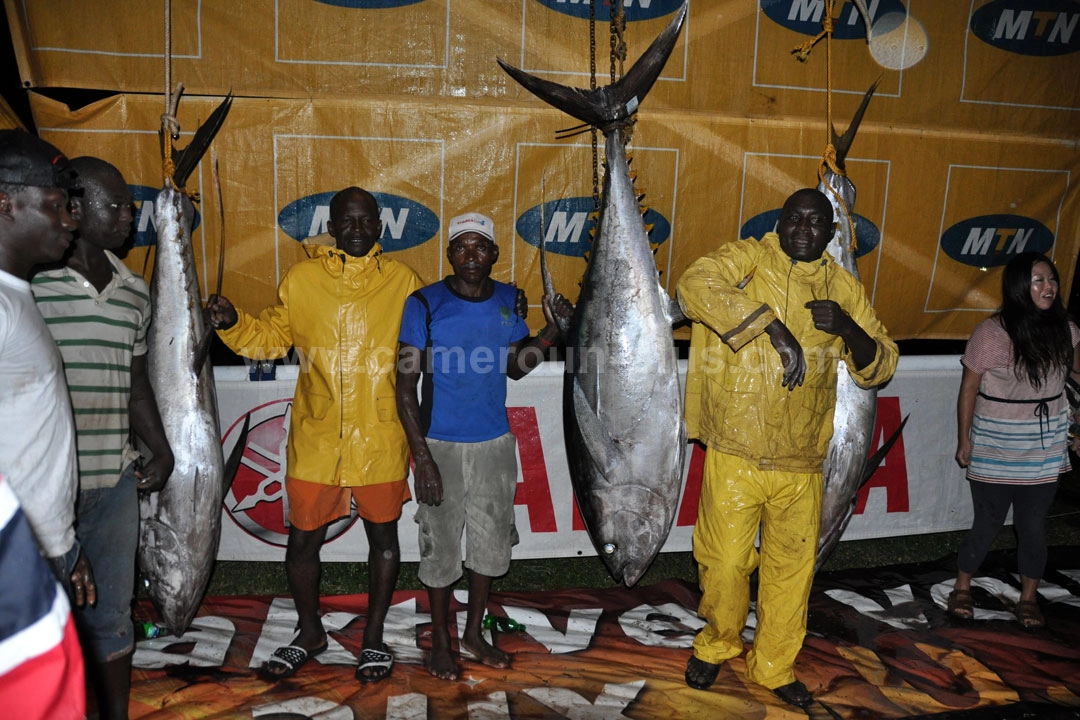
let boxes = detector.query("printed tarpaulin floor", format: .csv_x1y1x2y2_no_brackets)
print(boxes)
129,548,1080,719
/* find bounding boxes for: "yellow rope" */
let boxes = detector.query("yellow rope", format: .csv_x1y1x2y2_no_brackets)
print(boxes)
792,0,858,253
791,12,833,62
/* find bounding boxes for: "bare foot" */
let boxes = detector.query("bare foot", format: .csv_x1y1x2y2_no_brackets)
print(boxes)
426,644,460,680
461,635,510,669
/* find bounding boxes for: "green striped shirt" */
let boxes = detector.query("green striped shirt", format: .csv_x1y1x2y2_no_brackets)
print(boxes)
32,251,151,490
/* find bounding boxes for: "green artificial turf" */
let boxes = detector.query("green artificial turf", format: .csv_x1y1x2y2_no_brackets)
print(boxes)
201,482,1080,597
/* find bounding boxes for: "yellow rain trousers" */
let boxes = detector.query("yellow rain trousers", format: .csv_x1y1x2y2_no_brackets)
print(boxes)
218,242,422,488
677,232,898,688
692,449,821,689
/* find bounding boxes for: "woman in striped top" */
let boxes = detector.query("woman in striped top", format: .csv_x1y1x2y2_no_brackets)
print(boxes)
951,252,1080,628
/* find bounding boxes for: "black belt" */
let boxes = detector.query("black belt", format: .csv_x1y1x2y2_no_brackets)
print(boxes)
978,391,1062,448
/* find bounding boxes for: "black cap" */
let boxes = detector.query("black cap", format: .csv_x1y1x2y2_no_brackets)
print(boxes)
0,129,77,190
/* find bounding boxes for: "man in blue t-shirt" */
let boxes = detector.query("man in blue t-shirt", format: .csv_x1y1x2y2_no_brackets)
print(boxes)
396,212,572,681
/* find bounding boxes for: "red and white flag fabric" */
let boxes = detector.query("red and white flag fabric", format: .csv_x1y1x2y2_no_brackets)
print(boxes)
0,476,85,720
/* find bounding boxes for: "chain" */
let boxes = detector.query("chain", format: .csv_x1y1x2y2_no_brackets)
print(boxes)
610,2,626,82
589,0,599,213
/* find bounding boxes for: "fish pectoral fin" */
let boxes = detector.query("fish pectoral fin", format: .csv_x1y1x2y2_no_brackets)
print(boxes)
191,329,214,376
223,414,251,494
666,294,685,327
572,380,622,481
859,414,909,486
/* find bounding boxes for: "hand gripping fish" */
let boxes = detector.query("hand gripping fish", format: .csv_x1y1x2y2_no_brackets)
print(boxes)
139,93,247,634
815,81,907,570
499,4,689,586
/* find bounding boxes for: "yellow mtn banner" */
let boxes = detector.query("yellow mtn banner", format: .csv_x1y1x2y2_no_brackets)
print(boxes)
9,1,1080,339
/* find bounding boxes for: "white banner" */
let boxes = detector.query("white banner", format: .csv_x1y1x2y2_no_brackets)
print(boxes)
216,355,971,562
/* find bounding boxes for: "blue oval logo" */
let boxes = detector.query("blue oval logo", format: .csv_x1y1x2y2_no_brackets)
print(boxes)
761,0,908,40
130,185,201,248
313,0,424,8
941,214,1054,267
971,0,1080,56
740,209,880,259
277,191,439,252
516,197,671,258
534,0,683,22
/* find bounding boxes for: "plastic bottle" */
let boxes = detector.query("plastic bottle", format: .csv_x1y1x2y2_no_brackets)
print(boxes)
136,621,165,639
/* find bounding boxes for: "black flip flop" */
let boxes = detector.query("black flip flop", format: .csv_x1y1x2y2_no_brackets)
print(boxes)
356,645,394,683
685,655,721,690
257,642,328,682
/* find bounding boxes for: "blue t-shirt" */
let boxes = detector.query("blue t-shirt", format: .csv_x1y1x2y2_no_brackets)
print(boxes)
399,279,530,442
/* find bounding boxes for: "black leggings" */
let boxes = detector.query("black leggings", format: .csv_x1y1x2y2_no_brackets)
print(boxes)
956,480,1058,579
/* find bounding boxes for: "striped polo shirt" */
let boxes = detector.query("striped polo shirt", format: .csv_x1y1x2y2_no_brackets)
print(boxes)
32,252,150,490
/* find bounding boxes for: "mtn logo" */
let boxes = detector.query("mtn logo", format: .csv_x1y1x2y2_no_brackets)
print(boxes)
277,191,438,252
761,0,908,40
740,209,880,259
941,214,1054,267
130,185,201,248
313,0,424,8
971,0,1080,56
534,0,684,22
516,197,671,258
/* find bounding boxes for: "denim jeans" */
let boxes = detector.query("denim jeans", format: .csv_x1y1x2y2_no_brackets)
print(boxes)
72,462,140,661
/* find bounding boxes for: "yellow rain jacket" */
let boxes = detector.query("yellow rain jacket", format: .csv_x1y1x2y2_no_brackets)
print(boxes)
678,233,898,472
217,243,422,487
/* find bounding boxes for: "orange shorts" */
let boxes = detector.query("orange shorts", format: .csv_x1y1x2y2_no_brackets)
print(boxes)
285,476,411,531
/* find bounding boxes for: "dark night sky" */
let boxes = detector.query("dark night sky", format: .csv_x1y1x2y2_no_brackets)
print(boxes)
1,9,34,129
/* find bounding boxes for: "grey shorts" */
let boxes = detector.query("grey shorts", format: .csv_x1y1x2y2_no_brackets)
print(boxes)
415,433,520,588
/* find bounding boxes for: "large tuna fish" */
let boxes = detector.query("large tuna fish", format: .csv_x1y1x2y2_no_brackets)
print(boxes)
498,4,688,586
815,82,906,569
139,94,243,633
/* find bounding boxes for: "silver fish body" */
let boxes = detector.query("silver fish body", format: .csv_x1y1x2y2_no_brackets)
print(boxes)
563,129,687,586
499,4,688,586
139,186,225,633
816,169,878,569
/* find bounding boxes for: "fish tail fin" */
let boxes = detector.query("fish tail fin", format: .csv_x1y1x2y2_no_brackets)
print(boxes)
497,3,687,131
169,92,234,189
830,77,880,171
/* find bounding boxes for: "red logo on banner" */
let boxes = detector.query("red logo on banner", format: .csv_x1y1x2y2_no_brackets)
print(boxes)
677,442,706,527
672,397,910,527
855,396,910,514
508,407,558,533
222,399,357,546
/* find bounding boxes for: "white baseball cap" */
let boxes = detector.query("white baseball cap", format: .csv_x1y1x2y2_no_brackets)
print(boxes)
447,212,496,244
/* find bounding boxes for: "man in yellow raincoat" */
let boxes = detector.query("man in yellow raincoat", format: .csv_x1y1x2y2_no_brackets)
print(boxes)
677,188,897,707
207,186,422,684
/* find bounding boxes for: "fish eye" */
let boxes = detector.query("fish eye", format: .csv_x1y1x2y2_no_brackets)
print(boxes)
602,543,616,555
